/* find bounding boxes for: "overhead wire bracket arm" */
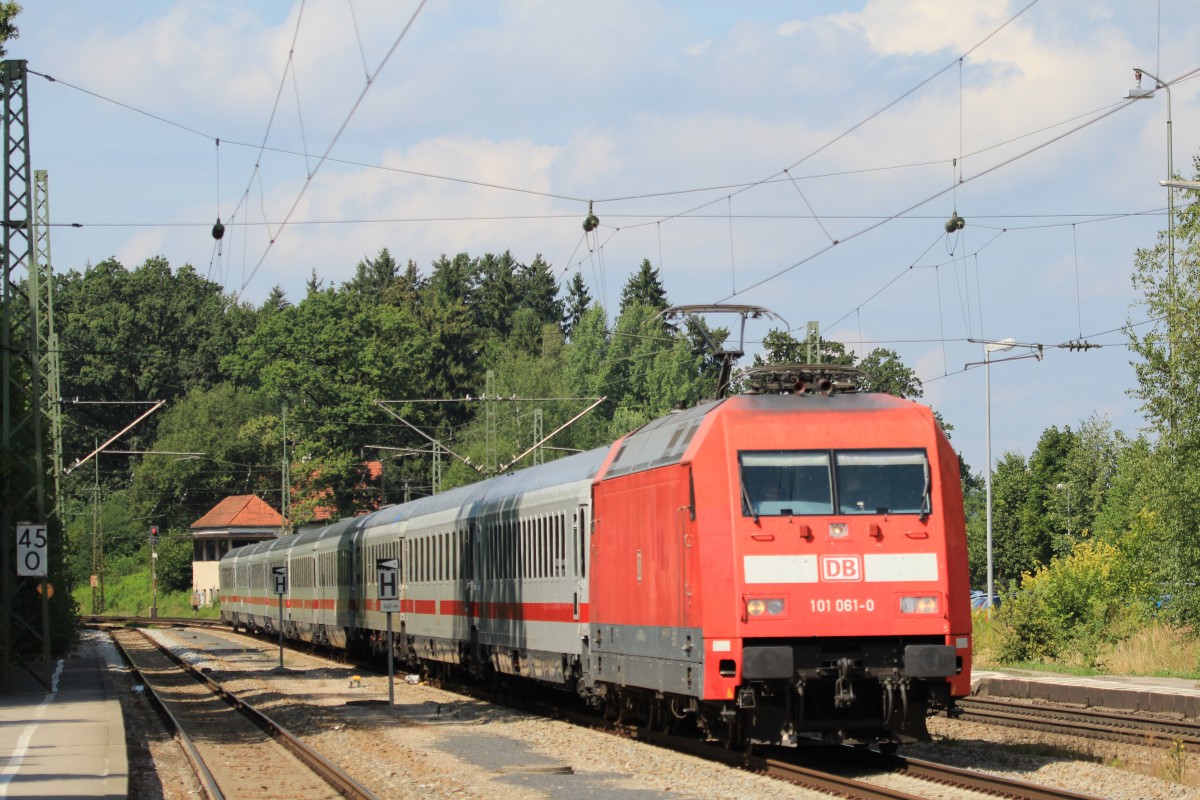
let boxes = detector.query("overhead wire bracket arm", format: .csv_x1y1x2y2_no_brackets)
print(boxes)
373,399,484,474
63,400,166,475
496,396,606,474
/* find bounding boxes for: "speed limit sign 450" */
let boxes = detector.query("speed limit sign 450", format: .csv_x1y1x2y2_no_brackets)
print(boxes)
17,523,48,577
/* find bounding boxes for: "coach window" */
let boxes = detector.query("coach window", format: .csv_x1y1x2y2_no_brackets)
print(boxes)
740,451,832,516
833,450,929,515
521,519,529,579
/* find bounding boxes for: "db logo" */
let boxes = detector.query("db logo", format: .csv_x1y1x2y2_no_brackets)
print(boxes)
821,555,862,581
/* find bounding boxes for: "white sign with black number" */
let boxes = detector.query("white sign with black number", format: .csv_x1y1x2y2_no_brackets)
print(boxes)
17,523,48,577
377,558,399,612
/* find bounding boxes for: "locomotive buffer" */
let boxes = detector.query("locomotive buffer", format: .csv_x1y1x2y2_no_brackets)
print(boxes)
378,559,400,705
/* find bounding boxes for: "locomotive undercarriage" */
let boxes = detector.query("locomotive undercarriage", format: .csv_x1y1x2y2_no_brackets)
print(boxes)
736,635,958,746
590,634,958,749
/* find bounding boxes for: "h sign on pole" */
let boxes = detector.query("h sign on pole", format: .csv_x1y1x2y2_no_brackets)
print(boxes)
272,565,288,595
377,558,399,612
272,565,287,669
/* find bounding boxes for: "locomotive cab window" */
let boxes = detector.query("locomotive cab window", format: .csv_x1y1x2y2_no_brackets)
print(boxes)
740,449,930,517
834,449,929,515
739,452,832,516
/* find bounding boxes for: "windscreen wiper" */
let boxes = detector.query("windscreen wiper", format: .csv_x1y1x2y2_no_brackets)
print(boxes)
919,459,931,522
740,478,759,523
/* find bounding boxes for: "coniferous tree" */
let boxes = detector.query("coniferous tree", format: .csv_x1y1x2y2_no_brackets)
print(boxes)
345,248,399,298
619,259,669,314
383,259,427,311
305,268,324,296
515,254,563,330
563,272,593,337
474,251,519,339
262,285,291,313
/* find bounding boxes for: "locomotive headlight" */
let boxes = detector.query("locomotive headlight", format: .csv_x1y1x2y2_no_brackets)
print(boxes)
828,522,849,539
900,595,939,614
746,598,786,617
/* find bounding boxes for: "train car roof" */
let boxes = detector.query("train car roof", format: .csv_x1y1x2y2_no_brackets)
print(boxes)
363,445,610,530
602,399,720,480
601,392,929,480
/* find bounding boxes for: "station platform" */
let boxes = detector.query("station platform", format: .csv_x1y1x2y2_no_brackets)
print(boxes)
973,668,1200,718
0,652,127,799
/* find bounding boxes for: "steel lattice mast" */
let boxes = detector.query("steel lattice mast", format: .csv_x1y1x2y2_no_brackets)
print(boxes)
1,58,49,691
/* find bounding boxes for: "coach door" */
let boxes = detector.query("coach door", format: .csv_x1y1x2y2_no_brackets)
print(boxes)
574,503,589,621
468,520,481,633
678,467,698,629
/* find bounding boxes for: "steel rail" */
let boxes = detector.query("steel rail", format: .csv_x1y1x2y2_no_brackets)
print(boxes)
109,631,223,800
83,614,225,628
120,627,382,800
959,696,1200,751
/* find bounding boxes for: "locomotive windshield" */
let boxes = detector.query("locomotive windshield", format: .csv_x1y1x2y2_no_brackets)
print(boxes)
740,449,929,517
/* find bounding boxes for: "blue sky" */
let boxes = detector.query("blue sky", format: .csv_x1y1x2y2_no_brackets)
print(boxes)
16,1,1200,477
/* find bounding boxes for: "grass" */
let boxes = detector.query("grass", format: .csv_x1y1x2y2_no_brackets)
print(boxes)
971,613,1200,679
71,567,221,620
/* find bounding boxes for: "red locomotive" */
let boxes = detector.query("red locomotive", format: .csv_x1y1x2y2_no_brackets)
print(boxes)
222,364,970,748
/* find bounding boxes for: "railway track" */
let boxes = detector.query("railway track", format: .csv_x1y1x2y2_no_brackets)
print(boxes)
959,696,1200,751
618,719,1108,800
84,614,225,628
112,622,1115,800
108,627,380,800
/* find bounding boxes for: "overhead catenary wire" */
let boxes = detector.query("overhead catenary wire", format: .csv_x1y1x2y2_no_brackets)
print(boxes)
23,6,1197,406
238,0,430,298
48,205,1190,230
26,68,1183,228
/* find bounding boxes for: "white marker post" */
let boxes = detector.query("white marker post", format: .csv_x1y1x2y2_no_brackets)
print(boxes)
272,566,288,669
377,558,400,706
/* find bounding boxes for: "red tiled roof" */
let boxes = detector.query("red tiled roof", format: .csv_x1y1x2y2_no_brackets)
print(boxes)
191,495,282,529
303,461,384,522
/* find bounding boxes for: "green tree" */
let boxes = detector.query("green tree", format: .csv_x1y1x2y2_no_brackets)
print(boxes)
383,259,426,312
128,383,277,531
563,272,592,338
756,329,854,366
261,285,291,313
224,288,425,518
474,251,519,339
345,248,398,298
515,254,563,331
858,348,923,398
428,252,476,307
54,256,253,463
0,3,20,57
1125,158,1200,621
983,451,1035,589
619,259,668,314
562,305,610,400
996,539,1150,665
1021,426,1076,561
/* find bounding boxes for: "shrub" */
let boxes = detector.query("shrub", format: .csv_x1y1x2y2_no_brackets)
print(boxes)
995,539,1152,665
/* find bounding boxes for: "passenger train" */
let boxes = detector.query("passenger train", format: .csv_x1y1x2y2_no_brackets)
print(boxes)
219,369,971,748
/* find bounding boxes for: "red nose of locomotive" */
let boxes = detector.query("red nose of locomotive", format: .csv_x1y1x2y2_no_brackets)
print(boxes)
696,395,973,740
